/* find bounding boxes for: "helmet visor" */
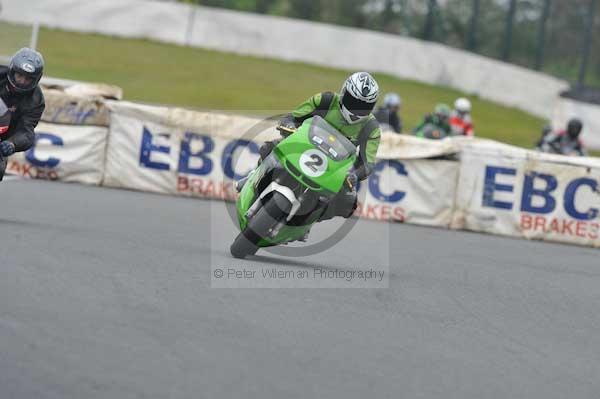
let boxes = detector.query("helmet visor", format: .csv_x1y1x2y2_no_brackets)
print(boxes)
341,91,375,117
9,69,37,91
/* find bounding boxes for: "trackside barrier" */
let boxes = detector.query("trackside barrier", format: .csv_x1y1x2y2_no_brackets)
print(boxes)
41,89,111,126
452,144,600,248
103,101,460,227
0,0,568,119
7,122,108,184
10,95,600,249
5,84,118,184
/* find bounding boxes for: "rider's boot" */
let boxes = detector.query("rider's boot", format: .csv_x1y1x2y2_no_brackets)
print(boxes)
297,191,355,243
317,188,357,222
298,230,310,242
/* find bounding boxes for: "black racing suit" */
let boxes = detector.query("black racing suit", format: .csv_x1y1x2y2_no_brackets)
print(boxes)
537,130,587,157
0,65,45,180
373,106,402,133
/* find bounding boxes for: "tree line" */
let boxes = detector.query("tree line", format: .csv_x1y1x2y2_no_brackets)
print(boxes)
180,0,600,87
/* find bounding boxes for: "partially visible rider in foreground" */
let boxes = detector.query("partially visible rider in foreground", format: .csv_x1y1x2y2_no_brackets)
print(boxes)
413,103,452,139
0,48,45,181
536,118,587,157
238,72,382,223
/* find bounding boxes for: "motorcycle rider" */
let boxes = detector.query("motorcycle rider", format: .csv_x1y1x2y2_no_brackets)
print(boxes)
450,97,474,136
413,103,452,139
537,118,587,157
240,72,382,223
373,92,402,133
0,48,45,181
534,124,553,148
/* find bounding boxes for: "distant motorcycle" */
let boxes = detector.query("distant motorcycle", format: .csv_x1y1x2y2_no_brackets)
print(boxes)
414,123,450,140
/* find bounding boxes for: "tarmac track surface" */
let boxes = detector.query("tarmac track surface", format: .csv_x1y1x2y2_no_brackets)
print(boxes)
0,179,599,399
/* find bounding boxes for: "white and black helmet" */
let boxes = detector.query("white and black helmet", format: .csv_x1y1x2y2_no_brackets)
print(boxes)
340,72,379,124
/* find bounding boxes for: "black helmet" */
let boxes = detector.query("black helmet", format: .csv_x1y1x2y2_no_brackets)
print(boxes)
7,48,44,93
567,118,583,139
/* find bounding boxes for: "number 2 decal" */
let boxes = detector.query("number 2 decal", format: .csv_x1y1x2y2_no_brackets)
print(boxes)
299,149,328,178
304,154,324,172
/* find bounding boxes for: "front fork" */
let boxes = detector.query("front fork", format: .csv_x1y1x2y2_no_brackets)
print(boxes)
247,155,323,229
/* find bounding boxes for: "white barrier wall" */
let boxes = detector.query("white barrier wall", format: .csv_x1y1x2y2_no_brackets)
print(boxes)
3,0,193,46
103,102,262,199
356,159,459,226
41,89,112,126
104,101,460,227
0,0,568,118
7,122,109,185
453,144,600,248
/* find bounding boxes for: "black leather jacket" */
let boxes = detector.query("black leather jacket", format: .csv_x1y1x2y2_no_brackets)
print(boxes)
0,65,45,152
373,106,402,134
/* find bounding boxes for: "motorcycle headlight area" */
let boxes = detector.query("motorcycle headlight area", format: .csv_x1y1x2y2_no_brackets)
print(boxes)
310,135,341,160
308,116,356,162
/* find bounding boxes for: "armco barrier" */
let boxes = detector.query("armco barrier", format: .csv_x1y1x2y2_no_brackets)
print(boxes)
10,94,600,249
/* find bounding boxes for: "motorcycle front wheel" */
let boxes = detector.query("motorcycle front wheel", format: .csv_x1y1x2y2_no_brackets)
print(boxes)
230,191,292,259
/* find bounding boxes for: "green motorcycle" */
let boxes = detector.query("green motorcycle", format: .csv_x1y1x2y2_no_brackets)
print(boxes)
230,116,357,259
414,122,451,140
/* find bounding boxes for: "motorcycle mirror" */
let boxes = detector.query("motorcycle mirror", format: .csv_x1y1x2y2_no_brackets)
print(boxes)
0,98,7,116
0,99,11,134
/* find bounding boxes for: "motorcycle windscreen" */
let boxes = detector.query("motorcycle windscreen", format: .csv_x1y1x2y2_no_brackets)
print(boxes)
308,116,356,161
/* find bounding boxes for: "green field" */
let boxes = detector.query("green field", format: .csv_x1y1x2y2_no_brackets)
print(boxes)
30,27,549,149
0,22,35,60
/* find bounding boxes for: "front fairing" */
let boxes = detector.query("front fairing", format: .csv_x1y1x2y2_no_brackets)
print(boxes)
235,153,279,230
273,116,356,194
234,116,357,245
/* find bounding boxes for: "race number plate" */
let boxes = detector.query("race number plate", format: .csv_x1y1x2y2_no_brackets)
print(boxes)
299,149,328,178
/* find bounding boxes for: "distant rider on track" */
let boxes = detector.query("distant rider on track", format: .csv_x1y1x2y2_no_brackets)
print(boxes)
537,118,587,157
0,48,45,181
413,103,452,139
373,92,402,133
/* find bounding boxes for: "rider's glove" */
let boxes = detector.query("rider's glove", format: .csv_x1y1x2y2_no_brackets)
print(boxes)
277,116,298,137
346,170,358,190
0,141,15,157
